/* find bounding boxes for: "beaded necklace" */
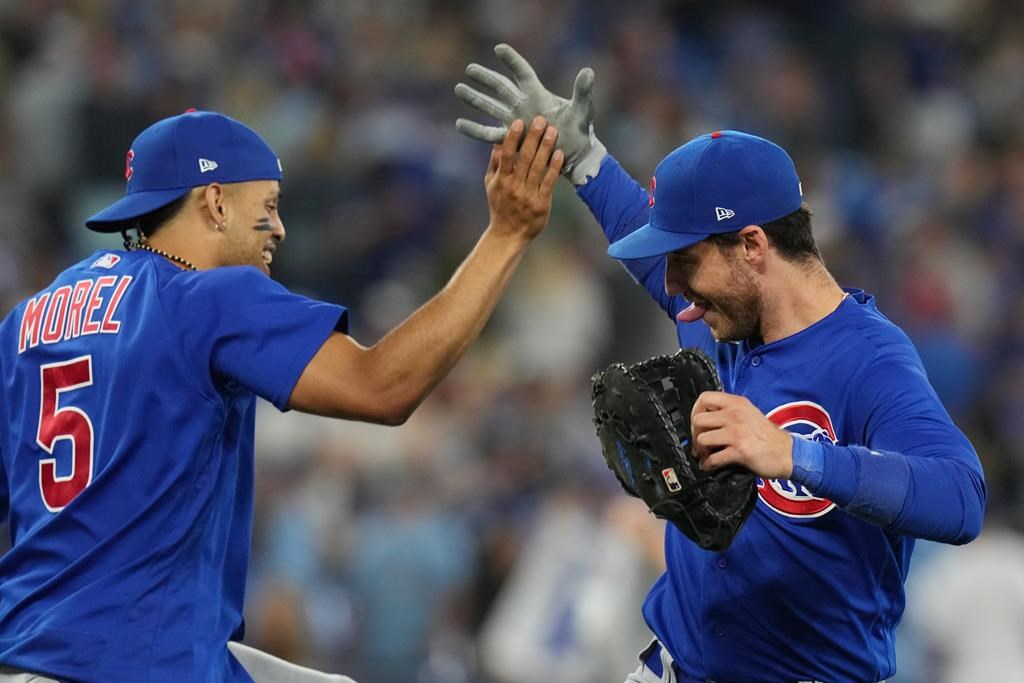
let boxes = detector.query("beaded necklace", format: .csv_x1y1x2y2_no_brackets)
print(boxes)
123,231,197,271
133,242,197,271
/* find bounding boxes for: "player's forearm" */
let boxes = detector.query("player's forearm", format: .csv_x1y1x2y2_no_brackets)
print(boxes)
576,156,649,239
363,225,527,422
576,155,684,317
791,438,986,544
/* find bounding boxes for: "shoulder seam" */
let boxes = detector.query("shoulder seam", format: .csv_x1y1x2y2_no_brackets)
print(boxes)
836,316,914,443
149,263,220,407
837,309,909,352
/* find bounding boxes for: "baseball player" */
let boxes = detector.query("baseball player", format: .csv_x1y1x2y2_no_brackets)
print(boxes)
456,46,986,683
0,109,563,682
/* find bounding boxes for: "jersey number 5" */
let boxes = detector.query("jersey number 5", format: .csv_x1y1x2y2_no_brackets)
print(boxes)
37,356,94,511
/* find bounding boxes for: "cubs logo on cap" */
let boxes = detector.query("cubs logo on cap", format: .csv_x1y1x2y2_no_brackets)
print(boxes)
86,110,282,233
608,130,803,259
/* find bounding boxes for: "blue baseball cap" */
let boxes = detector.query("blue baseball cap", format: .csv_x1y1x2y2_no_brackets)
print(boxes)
86,110,282,232
607,130,802,259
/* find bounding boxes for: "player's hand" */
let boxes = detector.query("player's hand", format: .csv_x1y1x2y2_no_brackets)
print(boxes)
691,391,794,479
455,43,606,186
484,116,564,244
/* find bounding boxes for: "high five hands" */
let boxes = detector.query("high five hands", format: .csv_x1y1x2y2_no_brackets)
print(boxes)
456,44,606,185
484,116,564,244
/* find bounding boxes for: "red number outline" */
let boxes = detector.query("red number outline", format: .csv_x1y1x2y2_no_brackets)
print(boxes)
37,355,95,511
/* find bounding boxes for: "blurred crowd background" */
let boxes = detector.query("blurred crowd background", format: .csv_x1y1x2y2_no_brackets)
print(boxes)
2,0,1024,681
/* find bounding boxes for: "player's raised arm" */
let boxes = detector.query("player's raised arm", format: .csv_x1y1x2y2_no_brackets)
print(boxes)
455,44,676,315
456,44,605,186
288,117,563,425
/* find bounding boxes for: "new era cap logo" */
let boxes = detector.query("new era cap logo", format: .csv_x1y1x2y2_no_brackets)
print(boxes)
198,158,218,173
715,207,735,221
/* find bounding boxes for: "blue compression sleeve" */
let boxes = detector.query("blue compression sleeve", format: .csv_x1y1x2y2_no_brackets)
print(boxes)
576,156,676,314
789,432,983,544
790,435,825,491
787,343,986,545
575,154,722,353
575,155,651,249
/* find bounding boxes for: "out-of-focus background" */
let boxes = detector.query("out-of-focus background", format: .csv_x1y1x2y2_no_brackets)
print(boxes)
1,0,1023,681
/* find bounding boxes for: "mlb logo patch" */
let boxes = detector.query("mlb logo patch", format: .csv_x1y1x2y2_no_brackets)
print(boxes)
91,254,121,269
662,467,682,492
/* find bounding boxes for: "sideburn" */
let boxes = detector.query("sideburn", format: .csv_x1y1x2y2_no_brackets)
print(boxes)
714,256,762,342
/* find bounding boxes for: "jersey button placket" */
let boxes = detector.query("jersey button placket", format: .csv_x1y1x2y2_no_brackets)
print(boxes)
717,556,728,569
750,355,762,367
713,624,725,637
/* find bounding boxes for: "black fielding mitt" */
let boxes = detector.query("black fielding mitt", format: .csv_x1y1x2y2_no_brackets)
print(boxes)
591,349,756,552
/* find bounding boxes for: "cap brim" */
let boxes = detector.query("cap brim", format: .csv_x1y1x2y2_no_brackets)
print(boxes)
85,188,191,233
607,223,710,259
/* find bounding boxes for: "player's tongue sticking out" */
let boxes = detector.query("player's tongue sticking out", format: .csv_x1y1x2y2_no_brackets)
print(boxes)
677,302,707,323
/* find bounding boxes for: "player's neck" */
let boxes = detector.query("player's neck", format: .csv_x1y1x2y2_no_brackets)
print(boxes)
143,225,215,271
758,260,846,344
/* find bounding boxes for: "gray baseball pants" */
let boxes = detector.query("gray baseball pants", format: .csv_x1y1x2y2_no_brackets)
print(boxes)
0,642,357,682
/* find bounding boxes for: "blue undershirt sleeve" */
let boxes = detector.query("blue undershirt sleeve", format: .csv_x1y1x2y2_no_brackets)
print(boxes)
788,352,986,544
575,155,714,355
576,155,674,314
789,435,825,491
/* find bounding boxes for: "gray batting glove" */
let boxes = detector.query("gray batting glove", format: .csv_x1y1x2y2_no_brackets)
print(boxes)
455,43,608,186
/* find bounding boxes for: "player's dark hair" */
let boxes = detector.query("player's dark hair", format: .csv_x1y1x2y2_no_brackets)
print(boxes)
706,206,820,263
134,192,190,239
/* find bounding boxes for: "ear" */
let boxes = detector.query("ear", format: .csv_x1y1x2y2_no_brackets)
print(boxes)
201,183,228,230
738,225,769,265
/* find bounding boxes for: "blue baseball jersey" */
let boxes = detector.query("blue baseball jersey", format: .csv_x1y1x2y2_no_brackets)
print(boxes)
0,250,346,681
579,157,986,682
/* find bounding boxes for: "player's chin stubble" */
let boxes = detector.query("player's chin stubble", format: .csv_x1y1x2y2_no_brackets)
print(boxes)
708,305,760,342
707,271,761,342
216,235,266,272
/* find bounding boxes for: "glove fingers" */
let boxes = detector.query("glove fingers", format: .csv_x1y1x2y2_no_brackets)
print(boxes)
454,83,512,123
494,42,540,86
465,63,522,105
455,118,507,144
571,67,595,105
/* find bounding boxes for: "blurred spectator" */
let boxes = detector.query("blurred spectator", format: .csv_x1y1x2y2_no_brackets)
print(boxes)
906,519,1024,683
